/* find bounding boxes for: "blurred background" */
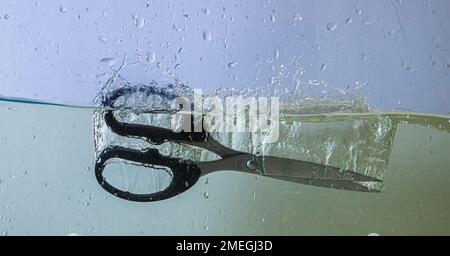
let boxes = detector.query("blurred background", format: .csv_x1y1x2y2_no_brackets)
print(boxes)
1,0,449,113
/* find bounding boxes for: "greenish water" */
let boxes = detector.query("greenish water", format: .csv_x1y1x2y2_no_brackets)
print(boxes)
1,98,450,235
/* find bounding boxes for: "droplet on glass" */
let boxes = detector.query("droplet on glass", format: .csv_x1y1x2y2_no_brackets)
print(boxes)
320,64,327,72
326,22,338,31
202,30,212,42
146,51,156,63
202,8,210,15
59,6,67,14
203,191,209,199
293,14,303,21
270,14,276,22
227,61,238,69
98,36,107,42
99,57,117,66
133,15,145,28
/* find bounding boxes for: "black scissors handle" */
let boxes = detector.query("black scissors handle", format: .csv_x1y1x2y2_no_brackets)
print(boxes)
104,111,207,145
95,146,201,202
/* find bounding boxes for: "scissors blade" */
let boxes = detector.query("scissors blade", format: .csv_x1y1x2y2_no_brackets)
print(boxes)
266,175,381,193
260,156,382,182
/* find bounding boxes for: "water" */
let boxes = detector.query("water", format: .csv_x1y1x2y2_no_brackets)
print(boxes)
1,97,450,235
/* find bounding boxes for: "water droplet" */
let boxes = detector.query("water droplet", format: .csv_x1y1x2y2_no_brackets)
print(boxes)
203,191,209,199
246,159,258,170
293,14,303,21
326,22,338,31
362,17,371,25
270,14,276,22
320,64,327,72
252,192,256,199
132,14,145,28
204,178,209,185
146,51,156,63
355,9,363,16
227,61,238,69
203,225,209,231
31,135,36,139
172,24,181,32
59,6,67,14
202,30,212,42
309,79,320,86
202,8,210,15
98,36,107,42
345,18,353,24
361,53,367,61
274,49,279,60
99,57,117,66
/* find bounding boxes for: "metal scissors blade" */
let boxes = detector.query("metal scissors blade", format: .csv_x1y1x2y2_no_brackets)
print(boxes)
265,175,381,193
258,155,382,182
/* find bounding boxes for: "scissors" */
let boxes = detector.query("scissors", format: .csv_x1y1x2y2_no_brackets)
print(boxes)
95,109,382,202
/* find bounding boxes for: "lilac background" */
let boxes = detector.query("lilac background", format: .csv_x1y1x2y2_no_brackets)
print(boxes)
1,0,449,114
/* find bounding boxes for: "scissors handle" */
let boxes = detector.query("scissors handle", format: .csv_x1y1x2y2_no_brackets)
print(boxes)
95,146,201,202
104,111,207,145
